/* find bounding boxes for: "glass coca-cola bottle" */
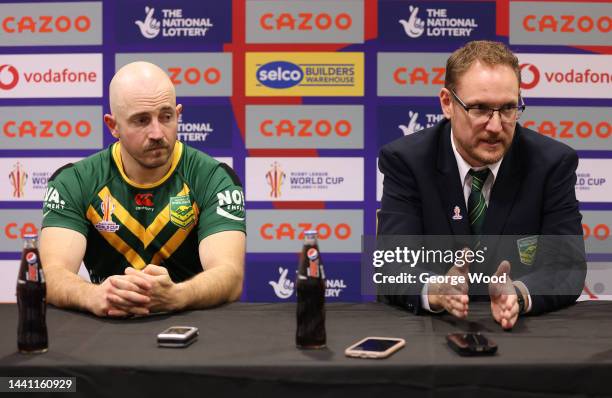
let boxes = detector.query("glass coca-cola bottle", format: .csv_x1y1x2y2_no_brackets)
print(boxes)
296,230,326,349
17,233,48,354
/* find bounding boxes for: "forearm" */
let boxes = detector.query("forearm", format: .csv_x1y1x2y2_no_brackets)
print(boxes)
44,265,98,313
173,265,243,311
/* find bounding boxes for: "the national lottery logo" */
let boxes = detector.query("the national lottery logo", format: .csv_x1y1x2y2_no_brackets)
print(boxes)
8,162,27,198
177,113,213,143
398,110,445,136
269,267,347,299
135,6,213,39
135,6,161,38
266,162,286,199
399,4,478,39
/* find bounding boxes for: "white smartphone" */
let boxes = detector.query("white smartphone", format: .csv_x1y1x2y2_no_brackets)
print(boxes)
345,337,406,359
157,326,199,348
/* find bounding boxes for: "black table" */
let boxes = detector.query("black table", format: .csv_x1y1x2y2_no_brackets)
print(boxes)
1,301,612,397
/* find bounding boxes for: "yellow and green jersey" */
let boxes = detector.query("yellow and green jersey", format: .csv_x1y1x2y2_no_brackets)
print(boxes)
42,141,245,283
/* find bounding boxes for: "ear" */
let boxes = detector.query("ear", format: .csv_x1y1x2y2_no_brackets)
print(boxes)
103,114,119,139
439,88,453,120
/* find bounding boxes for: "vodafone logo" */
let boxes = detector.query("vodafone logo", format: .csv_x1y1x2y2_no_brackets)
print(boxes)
0,65,19,90
520,63,540,90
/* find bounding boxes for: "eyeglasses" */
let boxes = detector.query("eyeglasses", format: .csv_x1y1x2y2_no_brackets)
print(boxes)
450,89,526,123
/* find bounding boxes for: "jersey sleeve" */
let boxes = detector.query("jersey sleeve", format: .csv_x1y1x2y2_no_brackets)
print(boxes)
41,165,89,237
196,163,246,242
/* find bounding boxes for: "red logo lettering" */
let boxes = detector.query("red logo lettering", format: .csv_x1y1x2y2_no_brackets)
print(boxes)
522,14,611,34
1,15,91,33
0,64,19,90
4,222,38,240
259,222,351,241
393,67,445,85
168,67,221,86
260,12,352,31
260,119,352,137
583,223,610,241
3,119,92,138
524,120,611,140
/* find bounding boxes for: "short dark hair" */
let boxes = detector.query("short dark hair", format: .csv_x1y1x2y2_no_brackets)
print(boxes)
445,40,521,92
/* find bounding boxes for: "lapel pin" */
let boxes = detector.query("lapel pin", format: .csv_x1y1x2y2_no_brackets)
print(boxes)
452,206,463,221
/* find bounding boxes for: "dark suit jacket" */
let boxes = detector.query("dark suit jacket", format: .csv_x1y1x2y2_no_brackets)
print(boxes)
377,118,586,315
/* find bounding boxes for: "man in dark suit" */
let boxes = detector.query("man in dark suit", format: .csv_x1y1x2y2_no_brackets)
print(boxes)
378,40,585,329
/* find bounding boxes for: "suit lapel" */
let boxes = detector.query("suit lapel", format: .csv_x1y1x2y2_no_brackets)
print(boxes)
435,123,471,236
482,128,523,235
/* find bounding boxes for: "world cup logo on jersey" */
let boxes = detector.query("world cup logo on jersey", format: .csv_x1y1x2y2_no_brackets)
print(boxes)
266,162,285,198
94,194,120,232
9,162,28,198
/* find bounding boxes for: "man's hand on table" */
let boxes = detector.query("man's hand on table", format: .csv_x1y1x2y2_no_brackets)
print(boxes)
87,274,152,317
428,257,470,318
126,264,184,313
489,260,519,330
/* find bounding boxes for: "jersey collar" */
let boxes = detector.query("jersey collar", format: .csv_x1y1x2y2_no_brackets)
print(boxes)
112,141,183,189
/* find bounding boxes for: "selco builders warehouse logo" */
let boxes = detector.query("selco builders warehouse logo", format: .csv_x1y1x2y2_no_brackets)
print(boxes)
245,0,364,44
0,2,102,46
510,2,611,46
518,54,612,99
0,54,102,98
246,52,364,96
245,157,364,201
116,0,231,44
1,157,82,201
575,159,612,203
378,1,495,45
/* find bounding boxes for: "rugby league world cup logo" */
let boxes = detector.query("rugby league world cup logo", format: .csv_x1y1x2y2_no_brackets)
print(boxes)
266,161,285,199
9,162,28,198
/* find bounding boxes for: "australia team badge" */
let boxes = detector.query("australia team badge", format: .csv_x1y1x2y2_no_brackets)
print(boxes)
170,194,195,229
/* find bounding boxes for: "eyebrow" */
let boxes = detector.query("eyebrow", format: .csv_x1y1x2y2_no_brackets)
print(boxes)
127,106,175,120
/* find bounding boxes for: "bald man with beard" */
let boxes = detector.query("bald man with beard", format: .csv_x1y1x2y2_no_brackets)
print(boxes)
40,62,246,317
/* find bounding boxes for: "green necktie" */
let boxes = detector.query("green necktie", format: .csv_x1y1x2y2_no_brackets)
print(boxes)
468,168,490,236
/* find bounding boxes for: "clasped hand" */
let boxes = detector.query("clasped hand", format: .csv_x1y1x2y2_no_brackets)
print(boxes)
428,257,519,330
90,264,180,317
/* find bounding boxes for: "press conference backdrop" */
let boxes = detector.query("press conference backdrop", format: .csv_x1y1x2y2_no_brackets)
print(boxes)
0,0,610,303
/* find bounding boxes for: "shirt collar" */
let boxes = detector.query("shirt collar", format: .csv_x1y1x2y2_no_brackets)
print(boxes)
450,128,502,185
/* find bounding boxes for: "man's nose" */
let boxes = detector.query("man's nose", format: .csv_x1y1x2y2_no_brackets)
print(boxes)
147,118,164,140
486,110,503,133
